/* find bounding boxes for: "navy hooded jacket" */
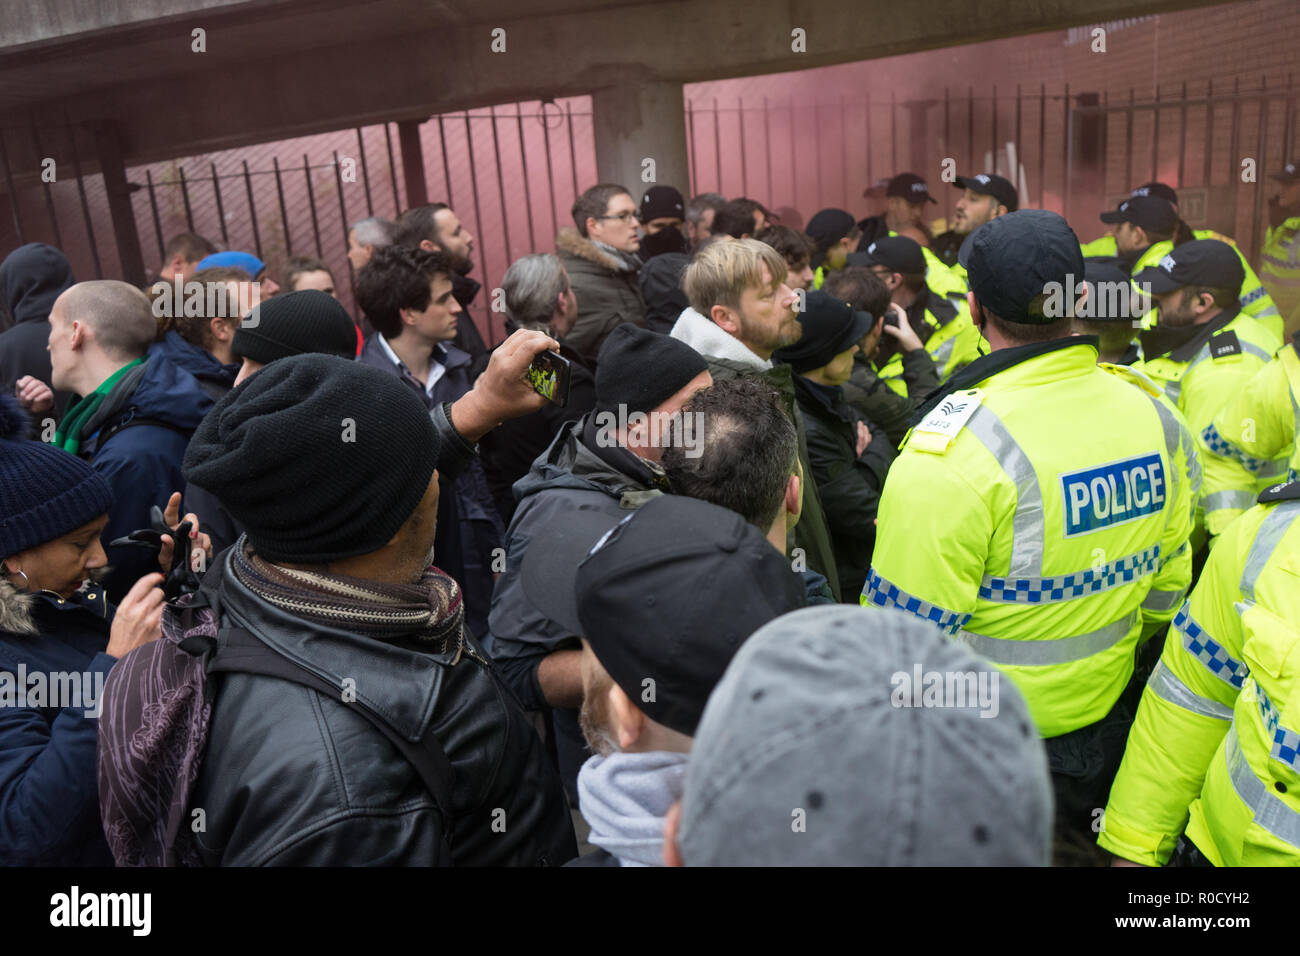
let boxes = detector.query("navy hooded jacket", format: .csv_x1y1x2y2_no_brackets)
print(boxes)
74,356,214,602
148,330,238,401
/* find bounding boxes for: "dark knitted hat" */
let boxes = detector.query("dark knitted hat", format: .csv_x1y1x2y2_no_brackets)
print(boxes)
0,394,113,559
182,355,439,563
594,325,710,414
232,289,358,364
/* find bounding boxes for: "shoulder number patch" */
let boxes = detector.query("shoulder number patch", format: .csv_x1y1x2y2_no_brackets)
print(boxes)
1209,330,1242,359
911,389,983,454
1061,452,1166,536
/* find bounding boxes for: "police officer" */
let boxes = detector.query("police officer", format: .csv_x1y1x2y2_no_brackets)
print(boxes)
854,172,936,251
857,235,984,388
932,173,1019,278
1262,160,1300,336
1101,478,1300,866
805,208,860,291
1100,195,1183,279
864,210,1193,846
1131,239,1284,541
1085,183,1282,336
1199,330,1300,539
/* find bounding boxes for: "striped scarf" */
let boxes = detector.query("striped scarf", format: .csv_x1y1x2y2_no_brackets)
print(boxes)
231,541,464,648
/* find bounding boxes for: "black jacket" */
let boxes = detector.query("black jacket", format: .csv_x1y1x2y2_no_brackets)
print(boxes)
0,244,75,415
478,330,597,525
450,273,490,373
792,375,895,600
638,253,691,335
190,548,577,865
841,347,940,449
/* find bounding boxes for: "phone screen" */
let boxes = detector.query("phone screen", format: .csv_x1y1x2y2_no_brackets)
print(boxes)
526,349,572,407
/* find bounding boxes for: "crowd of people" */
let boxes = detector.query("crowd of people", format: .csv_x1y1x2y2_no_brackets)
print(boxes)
1,158,1299,867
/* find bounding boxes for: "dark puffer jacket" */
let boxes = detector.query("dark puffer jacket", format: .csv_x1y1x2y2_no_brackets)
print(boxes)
0,579,117,866
188,548,577,865
555,227,645,366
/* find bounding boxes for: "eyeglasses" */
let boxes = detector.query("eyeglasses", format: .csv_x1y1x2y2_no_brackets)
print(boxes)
597,211,638,224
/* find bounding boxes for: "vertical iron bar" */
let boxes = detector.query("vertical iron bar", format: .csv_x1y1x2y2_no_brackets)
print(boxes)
437,114,452,204
273,156,292,253
739,97,749,198
178,166,195,233
1177,80,1188,186
0,129,24,244
1038,83,1046,209
489,105,513,265
1150,84,1161,184
966,86,974,173
63,116,100,276
515,105,537,254
542,104,560,238
944,87,952,222
839,92,847,207
713,97,722,192
865,94,873,188
464,111,493,345
1228,78,1243,230
1124,88,1135,191
1063,83,1071,221
242,160,262,260
991,85,998,172
29,119,62,249
383,122,401,212
815,103,824,204
686,100,698,196
1252,80,1270,263
333,148,349,255
356,128,374,217
1014,84,1022,193
789,97,797,212
145,169,165,263
890,89,898,173
565,101,578,201
210,161,229,247
763,95,773,204
304,154,323,257
1203,78,1215,185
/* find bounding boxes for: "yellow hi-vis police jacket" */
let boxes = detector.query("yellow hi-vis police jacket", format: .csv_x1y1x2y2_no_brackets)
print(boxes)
877,290,986,395
1200,336,1300,536
1099,481,1300,866
1087,233,1282,336
1134,308,1282,537
863,339,1194,738
1261,214,1300,336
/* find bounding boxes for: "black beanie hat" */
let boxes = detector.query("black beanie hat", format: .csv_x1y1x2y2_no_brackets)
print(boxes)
182,355,439,563
774,291,875,374
232,289,358,365
594,325,710,414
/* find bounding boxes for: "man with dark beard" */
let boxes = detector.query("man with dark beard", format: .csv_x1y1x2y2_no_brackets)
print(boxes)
393,203,488,367
520,494,805,866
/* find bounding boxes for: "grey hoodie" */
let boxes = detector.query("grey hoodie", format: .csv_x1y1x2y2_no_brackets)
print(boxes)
577,751,689,867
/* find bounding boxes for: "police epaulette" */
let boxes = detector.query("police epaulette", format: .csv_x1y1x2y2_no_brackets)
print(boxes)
1209,330,1242,359
1258,480,1300,503
929,295,959,324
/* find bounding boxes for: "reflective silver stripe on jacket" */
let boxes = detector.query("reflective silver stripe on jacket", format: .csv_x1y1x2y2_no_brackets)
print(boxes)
1204,489,1259,514
1165,336,1271,404
1142,588,1185,612
1148,660,1233,720
964,405,1043,578
1240,500,1300,603
955,611,1136,666
1225,724,1300,851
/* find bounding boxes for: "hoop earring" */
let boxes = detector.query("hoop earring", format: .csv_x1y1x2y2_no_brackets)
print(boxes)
12,568,29,589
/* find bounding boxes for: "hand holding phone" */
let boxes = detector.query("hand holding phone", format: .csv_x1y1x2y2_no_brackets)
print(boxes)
526,349,572,407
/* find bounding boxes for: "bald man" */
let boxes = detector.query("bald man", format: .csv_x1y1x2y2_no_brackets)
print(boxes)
47,280,215,600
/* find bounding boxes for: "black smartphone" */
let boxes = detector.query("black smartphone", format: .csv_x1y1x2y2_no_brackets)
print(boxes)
526,349,571,407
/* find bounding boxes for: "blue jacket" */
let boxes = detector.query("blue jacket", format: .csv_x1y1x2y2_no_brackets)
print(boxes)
0,582,117,866
148,330,238,400
75,356,214,602
357,336,503,640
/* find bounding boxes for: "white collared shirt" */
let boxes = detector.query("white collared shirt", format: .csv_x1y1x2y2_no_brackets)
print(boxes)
377,334,447,396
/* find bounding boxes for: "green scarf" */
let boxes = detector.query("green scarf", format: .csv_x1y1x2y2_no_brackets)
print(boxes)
54,359,144,455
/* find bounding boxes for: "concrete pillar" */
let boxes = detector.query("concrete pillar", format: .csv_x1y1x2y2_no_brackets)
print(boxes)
90,120,145,286
592,80,689,200
397,119,428,209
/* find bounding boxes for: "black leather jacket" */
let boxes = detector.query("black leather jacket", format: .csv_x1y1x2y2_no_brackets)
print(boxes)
189,548,577,865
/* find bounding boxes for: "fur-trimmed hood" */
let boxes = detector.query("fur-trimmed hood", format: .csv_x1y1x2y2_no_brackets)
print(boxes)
555,227,639,275
0,575,37,636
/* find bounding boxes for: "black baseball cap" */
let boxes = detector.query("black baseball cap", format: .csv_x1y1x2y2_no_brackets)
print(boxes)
954,173,1019,212
886,173,937,205
1130,182,1179,206
640,185,685,222
774,290,875,373
1099,195,1177,234
857,235,927,276
862,177,891,199
519,494,806,737
1132,238,1245,297
963,210,1084,325
1272,161,1300,184
1081,260,1140,323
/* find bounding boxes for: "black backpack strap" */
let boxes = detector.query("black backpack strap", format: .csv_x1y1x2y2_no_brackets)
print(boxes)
207,626,456,831
98,414,194,447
